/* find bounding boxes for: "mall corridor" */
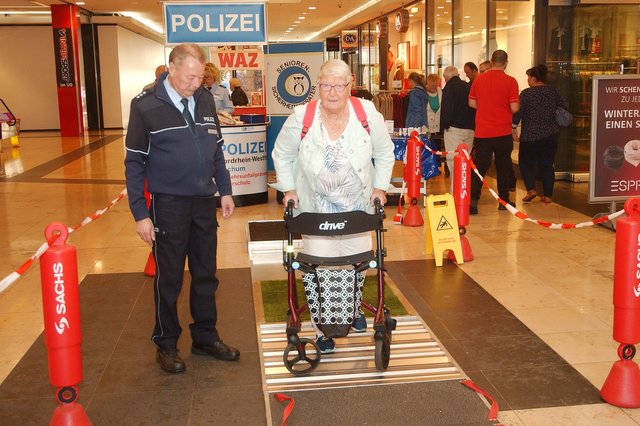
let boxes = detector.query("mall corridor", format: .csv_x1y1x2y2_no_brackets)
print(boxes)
0,131,638,425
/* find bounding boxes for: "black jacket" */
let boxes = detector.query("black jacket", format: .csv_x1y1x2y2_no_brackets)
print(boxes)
231,87,249,106
124,73,232,221
440,76,475,131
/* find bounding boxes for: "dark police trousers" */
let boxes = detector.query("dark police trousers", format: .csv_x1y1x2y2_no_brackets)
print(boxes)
150,193,220,350
470,134,514,202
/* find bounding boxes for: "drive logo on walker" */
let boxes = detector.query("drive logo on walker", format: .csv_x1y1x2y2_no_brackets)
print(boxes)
164,2,266,45
272,60,316,108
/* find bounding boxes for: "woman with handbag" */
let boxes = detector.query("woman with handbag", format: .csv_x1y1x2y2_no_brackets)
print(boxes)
512,65,569,203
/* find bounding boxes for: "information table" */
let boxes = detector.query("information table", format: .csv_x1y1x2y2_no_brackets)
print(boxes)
221,123,269,206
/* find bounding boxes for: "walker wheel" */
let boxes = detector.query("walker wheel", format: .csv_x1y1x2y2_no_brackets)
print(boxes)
374,331,391,371
56,386,78,404
283,338,321,376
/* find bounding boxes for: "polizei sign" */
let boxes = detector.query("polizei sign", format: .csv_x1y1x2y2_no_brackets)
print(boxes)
163,2,267,45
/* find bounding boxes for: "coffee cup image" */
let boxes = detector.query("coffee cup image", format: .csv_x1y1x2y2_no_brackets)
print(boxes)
603,145,625,170
624,139,640,167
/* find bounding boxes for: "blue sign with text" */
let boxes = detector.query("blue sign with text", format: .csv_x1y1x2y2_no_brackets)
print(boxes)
164,2,267,45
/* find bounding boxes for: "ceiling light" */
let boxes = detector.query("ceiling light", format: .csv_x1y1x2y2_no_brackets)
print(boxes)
298,16,305,19
305,0,381,41
410,7,418,13
308,6,316,10
120,11,163,33
294,21,300,23
437,6,444,9
464,15,470,19
1,11,50,15
76,1,85,5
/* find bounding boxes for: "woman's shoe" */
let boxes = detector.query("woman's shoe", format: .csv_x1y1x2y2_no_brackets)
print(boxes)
522,191,538,203
541,196,552,203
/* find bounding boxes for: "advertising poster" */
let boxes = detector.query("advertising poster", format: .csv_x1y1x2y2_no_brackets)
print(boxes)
589,75,640,202
53,27,75,88
221,125,268,197
265,42,323,169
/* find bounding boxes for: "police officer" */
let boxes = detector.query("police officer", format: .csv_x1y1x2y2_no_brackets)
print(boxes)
125,43,239,374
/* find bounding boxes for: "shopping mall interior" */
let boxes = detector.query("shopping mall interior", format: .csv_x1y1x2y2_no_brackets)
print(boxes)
1,0,640,425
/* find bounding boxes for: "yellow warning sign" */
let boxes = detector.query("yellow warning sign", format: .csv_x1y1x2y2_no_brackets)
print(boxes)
425,194,463,266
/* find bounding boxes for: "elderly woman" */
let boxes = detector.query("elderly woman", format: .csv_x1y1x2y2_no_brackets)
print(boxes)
272,59,395,354
203,62,234,114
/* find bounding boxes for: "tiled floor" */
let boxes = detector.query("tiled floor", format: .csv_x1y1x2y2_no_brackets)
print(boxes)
0,131,639,424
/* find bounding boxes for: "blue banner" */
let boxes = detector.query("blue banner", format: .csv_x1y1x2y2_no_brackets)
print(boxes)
164,2,267,45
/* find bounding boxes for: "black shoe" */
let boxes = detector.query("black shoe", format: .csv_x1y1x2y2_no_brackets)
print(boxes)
498,201,516,211
156,348,186,374
191,341,240,361
469,200,478,215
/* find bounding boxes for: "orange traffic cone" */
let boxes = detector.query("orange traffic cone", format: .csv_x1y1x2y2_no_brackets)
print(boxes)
144,251,156,277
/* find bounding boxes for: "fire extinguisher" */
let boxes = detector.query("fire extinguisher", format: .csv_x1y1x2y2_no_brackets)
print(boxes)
39,222,83,404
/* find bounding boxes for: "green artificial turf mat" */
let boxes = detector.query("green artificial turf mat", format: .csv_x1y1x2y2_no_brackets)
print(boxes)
260,275,408,323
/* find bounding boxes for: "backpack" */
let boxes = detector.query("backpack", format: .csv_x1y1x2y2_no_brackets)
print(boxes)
300,96,370,139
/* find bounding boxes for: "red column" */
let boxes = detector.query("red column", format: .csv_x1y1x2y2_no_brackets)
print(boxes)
51,4,84,137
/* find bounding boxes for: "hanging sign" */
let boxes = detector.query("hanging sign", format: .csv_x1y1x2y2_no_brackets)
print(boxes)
214,47,264,70
163,2,267,45
341,30,358,49
395,9,410,33
589,75,640,202
376,17,388,39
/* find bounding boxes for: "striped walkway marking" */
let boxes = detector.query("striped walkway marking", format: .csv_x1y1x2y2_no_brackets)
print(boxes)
259,315,464,392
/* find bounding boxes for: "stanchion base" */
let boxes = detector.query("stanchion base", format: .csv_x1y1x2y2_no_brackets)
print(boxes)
50,402,92,426
601,359,640,408
448,235,474,263
144,251,156,277
403,205,423,227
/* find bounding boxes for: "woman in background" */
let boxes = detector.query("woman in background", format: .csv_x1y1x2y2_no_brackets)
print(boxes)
512,65,568,203
203,63,234,114
405,72,428,129
229,78,250,106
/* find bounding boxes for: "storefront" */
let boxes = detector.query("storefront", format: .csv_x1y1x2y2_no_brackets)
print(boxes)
546,2,640,180
336,0,639,182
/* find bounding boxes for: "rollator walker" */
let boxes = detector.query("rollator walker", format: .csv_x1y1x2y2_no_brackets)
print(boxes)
282,199,397,376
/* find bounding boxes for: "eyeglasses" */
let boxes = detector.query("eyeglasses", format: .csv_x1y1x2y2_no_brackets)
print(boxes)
318,82,349,93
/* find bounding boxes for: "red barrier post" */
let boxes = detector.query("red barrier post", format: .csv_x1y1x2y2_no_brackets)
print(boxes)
403,131,424,227
39,222,91,424
449,144,474,262
601,198,640,408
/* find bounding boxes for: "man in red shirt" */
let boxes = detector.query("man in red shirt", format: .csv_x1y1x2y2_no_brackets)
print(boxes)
468,50,519,214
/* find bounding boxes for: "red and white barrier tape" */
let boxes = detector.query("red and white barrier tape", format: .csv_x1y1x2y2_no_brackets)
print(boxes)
0,188,128,294
421,144,626,229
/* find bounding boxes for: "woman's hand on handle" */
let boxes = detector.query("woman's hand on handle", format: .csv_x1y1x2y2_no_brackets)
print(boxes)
371,189,387,207
282,190,299,210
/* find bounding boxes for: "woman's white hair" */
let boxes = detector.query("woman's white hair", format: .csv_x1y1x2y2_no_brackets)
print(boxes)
317,59,351,82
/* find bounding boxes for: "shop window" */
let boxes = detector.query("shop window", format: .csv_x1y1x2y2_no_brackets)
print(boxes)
490,1,534,90
453,0,486,76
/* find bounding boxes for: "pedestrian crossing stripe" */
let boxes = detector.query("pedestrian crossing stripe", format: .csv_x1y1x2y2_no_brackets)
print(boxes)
436,216,453,231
